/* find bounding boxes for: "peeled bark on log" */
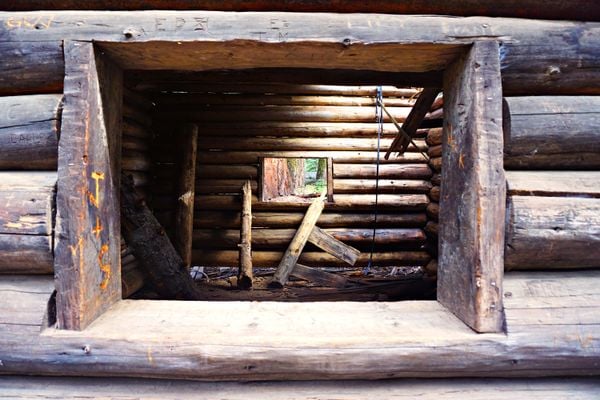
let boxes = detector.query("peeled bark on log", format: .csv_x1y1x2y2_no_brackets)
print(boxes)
194,211,427,229
0,94,62,170
505,196,600,270
504,96,600,169
120,174,205,299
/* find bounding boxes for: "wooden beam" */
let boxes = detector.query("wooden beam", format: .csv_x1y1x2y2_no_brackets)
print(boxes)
307,226,360,266
238,180,253,289
173,123,198,269
270,196,325,288
506,171,600,198
385,87,440,159
54,41,122,330
291,263,347,289
438,41,505,333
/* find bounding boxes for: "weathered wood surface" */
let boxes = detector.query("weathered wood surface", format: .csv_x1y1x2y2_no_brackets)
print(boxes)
121,175,204,299
504,96,600,169
1,376,600,400
173,124,197,269
4,0,599,21
1,271,600,380
0,234,53,274
0,13,598,94
333,179,431,194
0,94,62,170
194,249,430,268
506,171,600,198
307,226,360,266
195,212,427,229
505,196,600,270
238,180,253,289
193,228,426,249
0,41,64,96
333,164,431,179
291,263,347,289
54,42,122,330
438,41,505,333
271,197,325,287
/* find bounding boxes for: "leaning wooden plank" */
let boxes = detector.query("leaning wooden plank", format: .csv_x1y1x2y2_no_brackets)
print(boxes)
385,87,440,159
0,41,64,96
504,96,600,169
291,263,347,289
307,226,360,266
438,41,505,333
121,174,204,300
0,94,62,170
238,180,253,289
505,196,600,270
173,123,198,269
506,171,600,197
270,196,326,288
53,42,122,331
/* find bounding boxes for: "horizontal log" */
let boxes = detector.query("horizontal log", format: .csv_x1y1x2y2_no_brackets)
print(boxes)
123,119,152,139
196,137,427,152
333,179,432,194
0,94,62,170
431,173,441,186
504,96,600,169
0,185,55,236
197,164,257,180
0,234,53,274
192,249,430,267
159,105,412,123
333,163,432,179
426,202,439,222
197,151,429,165
158,93,416,107
188,122,430,138
0,41,64,96
505,196,600,269
506,171,600,198
424,221,438,238
124,103,153,127
193,228,426,249
123,87,155,111
121,136,150,152
426,127,443,146
429,157,442,172
6,1,595,21
195,179,258,195
194,211,427,229
427,145,442,158
122,152,152,171
429,186,440,202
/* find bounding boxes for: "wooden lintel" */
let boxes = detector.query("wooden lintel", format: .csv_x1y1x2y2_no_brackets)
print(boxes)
308,226,360,266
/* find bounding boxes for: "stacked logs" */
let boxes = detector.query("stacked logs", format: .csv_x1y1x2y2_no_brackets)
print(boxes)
120,88,155,296
147,84,433,269
424,124,443,276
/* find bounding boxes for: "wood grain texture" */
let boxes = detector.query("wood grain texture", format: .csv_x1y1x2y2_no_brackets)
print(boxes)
506,171,600,198
505,196,600,270
504,96,600,169
1,12,597,94
0,94,62,170
438,41,505,333
1,271,600,380
54,42,122,330
238,180,253,289
307,226,360,266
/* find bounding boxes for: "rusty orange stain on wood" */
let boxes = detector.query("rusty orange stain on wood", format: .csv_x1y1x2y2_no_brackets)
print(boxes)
69,237,84,257
92,216,103,238
88,171,105,208
458,153,465,169
98,243,111,290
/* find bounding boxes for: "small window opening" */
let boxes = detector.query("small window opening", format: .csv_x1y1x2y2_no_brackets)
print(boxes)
261,157,330,203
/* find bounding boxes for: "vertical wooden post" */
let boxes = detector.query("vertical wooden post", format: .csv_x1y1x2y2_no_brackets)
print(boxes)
438,41,505,333
238,180,253,289
174,123,198,269
54,41,122,330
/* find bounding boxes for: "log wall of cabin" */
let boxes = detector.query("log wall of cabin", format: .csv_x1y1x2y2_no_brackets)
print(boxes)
145,84,434,270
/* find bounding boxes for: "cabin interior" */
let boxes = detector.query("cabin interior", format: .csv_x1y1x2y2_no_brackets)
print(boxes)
0,5,599,397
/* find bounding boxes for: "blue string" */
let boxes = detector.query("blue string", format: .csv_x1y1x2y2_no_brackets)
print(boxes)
364,86,383,276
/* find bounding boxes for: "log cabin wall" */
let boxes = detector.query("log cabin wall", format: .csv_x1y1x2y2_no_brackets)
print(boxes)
140,83,438,270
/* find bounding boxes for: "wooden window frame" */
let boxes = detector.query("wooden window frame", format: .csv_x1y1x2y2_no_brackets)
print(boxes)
54,39,505,333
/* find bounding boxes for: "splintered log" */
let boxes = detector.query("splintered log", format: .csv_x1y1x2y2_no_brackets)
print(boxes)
385,87,440,159
194,211,427,229
505,196,600,270
504,96,600,169
238,180,253,290
270,197,325,288
174,124,198,269
121,174,204,300
291,263,347,288
0,94,62,170
307,226,360,266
